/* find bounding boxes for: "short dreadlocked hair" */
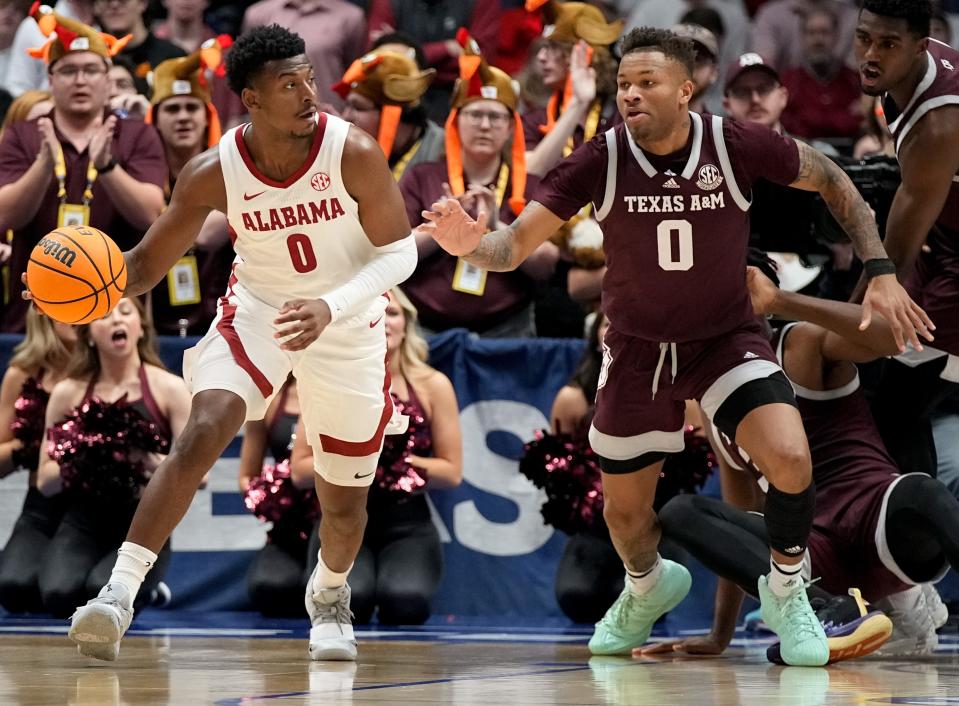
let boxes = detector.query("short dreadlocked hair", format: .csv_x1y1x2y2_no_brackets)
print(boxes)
619,27,696,78
860,0,932,38
226,25,308,96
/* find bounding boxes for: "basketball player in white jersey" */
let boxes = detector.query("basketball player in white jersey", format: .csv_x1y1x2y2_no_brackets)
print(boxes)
26,25,418,662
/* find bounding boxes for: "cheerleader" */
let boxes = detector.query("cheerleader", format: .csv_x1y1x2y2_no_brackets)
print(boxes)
35,298,191,617
0,309,75,612
291,288,462,624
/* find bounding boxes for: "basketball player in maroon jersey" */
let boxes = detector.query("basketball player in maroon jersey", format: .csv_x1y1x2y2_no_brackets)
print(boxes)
655,258,959,661
853,0,959,479
419,27,932,666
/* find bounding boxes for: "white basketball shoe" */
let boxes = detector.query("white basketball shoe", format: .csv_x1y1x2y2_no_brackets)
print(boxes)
68,583,134,661
305,567,357,661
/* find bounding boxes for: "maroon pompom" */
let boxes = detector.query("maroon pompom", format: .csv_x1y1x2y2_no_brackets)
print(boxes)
519,430,604,535
11,377,49,472
48,395,170,502
244,459,319,544
372,392,432,497
520,425,716,534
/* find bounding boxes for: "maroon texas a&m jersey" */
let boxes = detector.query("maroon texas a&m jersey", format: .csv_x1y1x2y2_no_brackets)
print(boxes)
885,40,959,355
534,112,800,342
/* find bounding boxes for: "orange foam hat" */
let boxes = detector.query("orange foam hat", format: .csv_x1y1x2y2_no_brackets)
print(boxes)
27,2,131,65
445,29,526,217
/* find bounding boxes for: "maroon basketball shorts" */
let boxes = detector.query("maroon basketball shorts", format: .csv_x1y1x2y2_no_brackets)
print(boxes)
806,473,948,603
589,320,796,473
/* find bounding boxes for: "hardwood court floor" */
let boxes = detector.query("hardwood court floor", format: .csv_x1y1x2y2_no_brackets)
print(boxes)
2,628,959,706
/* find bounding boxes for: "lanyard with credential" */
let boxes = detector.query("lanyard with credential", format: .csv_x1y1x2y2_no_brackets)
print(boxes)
452,163,511,298
391,138,422,182
55,143,98,227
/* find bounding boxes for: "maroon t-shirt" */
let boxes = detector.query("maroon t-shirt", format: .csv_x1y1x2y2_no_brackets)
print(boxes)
534,112,800,342
780,65,863,140
886,40,959,354
0,111,167,332
400,160,540,333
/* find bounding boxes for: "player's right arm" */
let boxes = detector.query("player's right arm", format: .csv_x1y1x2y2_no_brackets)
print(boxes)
419,131,601,271
123,149,226,297
418,199,566,272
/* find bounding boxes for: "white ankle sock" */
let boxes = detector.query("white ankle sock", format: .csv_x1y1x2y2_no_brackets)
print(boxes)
313,553,352,592
107,542,157,604
625,555,662,595
768,558,803,597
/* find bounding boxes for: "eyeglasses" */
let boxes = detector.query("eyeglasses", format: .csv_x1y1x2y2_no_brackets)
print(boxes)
459,109,511,128
52,65,108,80
727,82,778,101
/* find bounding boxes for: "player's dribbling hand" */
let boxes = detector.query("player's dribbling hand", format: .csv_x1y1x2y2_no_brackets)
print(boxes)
861,274,935,353
273,298,332,351
745,266,779,316
416,197,488,256
635,634,728,658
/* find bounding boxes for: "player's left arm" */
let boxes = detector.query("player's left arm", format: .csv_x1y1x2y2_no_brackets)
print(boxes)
881,106,959,280
788,139,933,352
273,126,417,351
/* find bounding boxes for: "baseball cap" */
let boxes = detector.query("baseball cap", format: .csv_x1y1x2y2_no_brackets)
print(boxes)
724,52,781,93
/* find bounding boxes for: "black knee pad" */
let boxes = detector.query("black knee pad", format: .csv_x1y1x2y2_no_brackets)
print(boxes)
764,482,815,558
714,371,797,441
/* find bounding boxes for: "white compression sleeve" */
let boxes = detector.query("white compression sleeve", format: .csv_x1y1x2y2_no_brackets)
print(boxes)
319,234,417,323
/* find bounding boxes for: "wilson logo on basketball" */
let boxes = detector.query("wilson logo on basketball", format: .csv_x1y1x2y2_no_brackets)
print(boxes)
310,172,331,192
36,237,77,268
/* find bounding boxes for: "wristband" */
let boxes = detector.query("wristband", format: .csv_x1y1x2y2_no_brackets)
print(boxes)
95,157,118,173
864,258,896,279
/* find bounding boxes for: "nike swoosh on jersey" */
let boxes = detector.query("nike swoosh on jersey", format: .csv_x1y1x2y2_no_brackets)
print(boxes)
369,316,383,328
243,190,266,201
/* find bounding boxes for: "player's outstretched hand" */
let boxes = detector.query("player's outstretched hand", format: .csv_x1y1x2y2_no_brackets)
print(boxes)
416,197,488,256
635,634,728,658
274,298,332,351
745,266,779,316
861,274,935,353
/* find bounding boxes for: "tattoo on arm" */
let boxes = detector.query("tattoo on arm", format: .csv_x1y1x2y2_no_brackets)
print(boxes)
463,223,518,272
795,141,887,262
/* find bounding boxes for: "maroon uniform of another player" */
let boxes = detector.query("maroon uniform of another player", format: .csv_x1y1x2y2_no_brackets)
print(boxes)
716,323,947,601
855,2,959,479
886,39,959,360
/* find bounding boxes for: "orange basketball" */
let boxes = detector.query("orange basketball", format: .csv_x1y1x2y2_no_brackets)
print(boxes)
26,225,127,325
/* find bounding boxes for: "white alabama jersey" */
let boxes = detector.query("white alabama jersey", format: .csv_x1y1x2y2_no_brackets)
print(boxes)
219,113,376,310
